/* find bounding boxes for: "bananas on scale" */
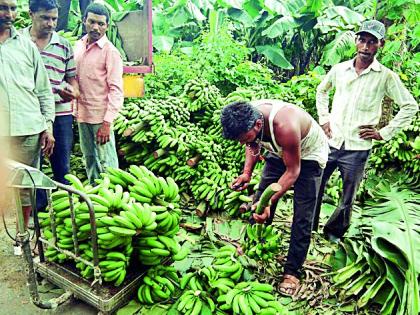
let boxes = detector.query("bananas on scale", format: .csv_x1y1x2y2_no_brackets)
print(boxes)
243,224,280,261
217,282,288,315
38,166,182,288
137,265,179,304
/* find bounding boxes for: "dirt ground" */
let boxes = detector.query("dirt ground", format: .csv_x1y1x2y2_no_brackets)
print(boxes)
0,209,97,315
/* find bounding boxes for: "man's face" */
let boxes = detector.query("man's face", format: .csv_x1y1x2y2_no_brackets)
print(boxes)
355,32,383,63
30,8,58,36
0,0,17,31
238,119,263,146
84,12,108,42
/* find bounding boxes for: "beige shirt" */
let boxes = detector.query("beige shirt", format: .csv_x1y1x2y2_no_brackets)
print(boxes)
316,58,418,150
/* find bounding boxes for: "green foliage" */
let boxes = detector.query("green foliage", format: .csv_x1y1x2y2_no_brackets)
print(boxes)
190,29,250,93
275,72,323,120
331,172,420,314
144,52,197,98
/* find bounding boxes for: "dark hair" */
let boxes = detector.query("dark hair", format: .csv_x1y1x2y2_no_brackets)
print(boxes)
29,0,58,12
220,101,260,140
84,3,110,23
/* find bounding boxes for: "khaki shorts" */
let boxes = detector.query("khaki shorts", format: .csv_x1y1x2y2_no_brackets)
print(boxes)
8,134,41,206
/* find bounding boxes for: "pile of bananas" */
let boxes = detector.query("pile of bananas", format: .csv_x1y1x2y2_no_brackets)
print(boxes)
177,289,216,314
137,265,179,304
243,225,281,261
38,166,183,286
113,79,265,214
217,282,287,315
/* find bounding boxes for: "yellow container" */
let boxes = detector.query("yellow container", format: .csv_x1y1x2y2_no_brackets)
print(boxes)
123,74,144,98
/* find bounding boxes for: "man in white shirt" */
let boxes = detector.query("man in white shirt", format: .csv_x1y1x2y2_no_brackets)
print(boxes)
314,20,418,241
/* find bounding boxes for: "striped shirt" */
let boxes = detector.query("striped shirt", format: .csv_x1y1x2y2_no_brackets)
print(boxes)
22,27,77,116
316,58,418,150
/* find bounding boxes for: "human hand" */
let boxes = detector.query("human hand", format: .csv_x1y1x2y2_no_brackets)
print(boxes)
359,125,383,140
96,122,111,144
321,122,332,139
231,173,251,191
252,203,270,224
41,131,55,157
58,84,79,102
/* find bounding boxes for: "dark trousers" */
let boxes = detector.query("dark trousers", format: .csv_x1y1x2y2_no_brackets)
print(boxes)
37,115,74,210
254,153,323,277
313,146,370,238
57,0,92,32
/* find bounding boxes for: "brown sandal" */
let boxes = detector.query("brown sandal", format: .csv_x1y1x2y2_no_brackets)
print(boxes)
279,274,300,296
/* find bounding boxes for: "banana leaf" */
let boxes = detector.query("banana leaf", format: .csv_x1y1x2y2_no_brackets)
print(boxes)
330,171,420,313
368,183,420,315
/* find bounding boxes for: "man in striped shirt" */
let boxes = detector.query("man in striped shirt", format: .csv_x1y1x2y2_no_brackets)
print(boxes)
23,0,79,210
314,20,418,241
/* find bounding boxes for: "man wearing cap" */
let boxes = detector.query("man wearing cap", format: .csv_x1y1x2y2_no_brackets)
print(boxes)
314,20,418,241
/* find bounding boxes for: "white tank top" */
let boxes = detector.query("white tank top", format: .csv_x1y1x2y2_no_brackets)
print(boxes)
251,100,329,169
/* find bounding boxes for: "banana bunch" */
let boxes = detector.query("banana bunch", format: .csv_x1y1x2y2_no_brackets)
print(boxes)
224,173,261,218
183,78,222,112
187,135,223,164
39,166,183,287
98,251,130,286
56,30,79,47
212,245,244,281
243,225,280,261
128,165,180,204
41,227,69,264
217,282,287,315
114,98,190,140
177,289,216,314
137,265,179,304
143,152,179,175
180,264,236,297
189,167,237,210
370,116,419,174
223,86,269,105
135,233,184,266
180,272,207,291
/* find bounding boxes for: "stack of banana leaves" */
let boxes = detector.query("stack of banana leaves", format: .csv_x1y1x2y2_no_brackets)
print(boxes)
329,171,419,315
